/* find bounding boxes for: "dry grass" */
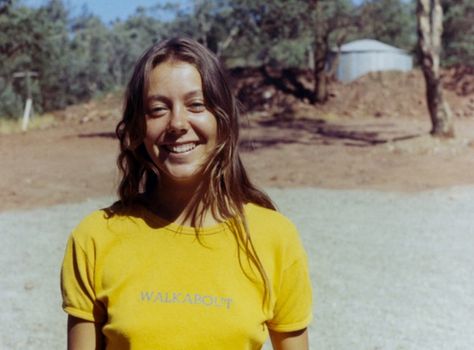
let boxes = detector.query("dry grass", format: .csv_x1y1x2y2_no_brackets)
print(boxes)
0,114,56,134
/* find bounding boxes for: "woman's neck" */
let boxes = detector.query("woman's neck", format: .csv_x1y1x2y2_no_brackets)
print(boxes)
146,178,220,227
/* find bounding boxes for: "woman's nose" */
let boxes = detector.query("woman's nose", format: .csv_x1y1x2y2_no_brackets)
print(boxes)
167,106,188,134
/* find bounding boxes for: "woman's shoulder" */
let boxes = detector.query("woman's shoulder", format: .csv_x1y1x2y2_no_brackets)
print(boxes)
68,209,112,242
244,203,306,265
244,203,296,229
244,203,300,242
69,206,145,244
72,208,107,229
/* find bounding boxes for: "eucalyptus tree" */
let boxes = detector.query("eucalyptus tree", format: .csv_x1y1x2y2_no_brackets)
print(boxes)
227,0,355,103
310,0,355,103
417,0,454,137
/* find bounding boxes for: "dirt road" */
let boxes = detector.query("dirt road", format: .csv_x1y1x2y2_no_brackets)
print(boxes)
2,115,474,212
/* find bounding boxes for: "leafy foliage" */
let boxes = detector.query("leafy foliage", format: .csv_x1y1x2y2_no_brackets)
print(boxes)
442,0,474,66
0,1,42,116
353,0,417,51
0,0,471,117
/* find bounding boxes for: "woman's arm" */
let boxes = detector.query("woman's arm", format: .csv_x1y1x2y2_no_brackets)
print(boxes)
67,316,104,350
269,328,309,350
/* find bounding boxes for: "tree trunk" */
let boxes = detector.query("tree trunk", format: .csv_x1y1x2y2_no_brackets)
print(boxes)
314,68,328,103
312,38,329,104
417,0,454,138
311,0,329,104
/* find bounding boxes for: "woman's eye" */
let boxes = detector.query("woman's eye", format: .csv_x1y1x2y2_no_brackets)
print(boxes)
148,106,168,116
189,102,205,112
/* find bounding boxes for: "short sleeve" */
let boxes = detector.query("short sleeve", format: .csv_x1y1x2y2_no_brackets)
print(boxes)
267,252,313,332
60,230,106,323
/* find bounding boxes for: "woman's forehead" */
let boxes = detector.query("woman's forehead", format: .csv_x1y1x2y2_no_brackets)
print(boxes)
147,61,203,97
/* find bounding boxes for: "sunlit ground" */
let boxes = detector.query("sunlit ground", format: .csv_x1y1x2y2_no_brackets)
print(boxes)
0,114,56,134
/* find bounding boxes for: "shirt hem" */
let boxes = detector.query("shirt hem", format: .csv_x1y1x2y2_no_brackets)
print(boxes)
267,313,313,332
63,306,96,322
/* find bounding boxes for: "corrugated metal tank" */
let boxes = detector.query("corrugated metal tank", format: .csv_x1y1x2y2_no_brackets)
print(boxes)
331,39,413,82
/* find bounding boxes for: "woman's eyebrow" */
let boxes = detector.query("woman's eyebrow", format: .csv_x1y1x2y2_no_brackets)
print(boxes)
147,90,203,102
147,94,170,103
183,90,203,99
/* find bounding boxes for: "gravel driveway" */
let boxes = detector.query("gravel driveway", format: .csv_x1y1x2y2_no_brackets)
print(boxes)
1,187,473,349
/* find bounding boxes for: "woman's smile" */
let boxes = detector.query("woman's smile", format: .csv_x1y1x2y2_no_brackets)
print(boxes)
163,142,197,154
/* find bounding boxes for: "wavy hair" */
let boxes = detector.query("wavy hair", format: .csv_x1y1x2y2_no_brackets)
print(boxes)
113,37,275,307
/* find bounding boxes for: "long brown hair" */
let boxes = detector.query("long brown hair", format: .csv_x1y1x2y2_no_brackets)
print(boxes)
114,37,275,307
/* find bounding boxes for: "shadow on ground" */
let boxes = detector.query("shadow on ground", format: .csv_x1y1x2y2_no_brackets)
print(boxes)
77,131,116,139
240,116,424,151
73,113,425,150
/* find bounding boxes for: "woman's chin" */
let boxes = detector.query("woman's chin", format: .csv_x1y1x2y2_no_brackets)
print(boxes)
161,168,205,186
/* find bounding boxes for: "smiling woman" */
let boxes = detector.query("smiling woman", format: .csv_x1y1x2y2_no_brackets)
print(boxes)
60,37,313,350
144,61,218,187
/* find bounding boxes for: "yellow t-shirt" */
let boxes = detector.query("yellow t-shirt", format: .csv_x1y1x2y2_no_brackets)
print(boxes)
61,203,312,349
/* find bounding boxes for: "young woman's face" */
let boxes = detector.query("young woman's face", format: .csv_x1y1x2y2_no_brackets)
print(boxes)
143,60,218,186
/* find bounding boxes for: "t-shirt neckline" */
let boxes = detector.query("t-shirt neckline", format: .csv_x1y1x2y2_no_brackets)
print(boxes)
139,206,232,236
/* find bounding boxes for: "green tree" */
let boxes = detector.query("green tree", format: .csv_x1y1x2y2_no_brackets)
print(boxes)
225,0,311,67
0,1,42,116
66,10,114,101
441,0,474,66
108,7,167,86
33,0,71,110
311,0,355,103
227,0,356,103
162,0,243,61
354,0,417,50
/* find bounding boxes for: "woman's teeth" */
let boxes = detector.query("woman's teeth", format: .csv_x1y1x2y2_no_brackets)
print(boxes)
165,143,197,153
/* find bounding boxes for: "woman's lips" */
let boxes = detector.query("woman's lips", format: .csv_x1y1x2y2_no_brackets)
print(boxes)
162,142,197,154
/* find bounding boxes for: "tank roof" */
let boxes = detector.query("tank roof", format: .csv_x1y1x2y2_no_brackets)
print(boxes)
336,39,407,53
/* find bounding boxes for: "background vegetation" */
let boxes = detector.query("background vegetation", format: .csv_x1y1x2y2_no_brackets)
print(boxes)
0,0,472,118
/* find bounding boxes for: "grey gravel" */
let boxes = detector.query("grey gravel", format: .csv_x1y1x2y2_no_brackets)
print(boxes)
1,188,473,349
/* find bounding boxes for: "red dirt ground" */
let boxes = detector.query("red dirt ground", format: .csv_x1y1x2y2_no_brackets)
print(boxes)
1,69,474,212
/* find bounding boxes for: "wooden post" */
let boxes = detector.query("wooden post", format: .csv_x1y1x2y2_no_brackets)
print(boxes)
13,71,38,132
